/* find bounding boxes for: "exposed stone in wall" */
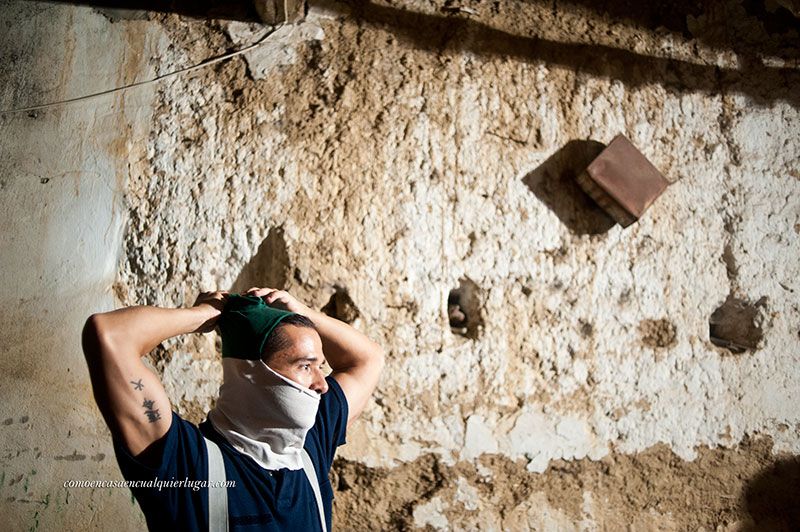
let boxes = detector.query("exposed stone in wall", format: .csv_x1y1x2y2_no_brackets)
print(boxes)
332,435,800,531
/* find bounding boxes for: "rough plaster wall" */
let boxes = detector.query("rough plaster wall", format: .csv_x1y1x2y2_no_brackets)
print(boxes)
0,3,165,530
1,0,799,530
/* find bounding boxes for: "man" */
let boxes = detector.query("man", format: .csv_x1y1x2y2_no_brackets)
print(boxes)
82,287,385,531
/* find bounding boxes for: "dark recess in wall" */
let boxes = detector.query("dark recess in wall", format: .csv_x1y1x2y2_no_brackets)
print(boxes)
709,294,767,354
448,277,484,339
322,285,361,324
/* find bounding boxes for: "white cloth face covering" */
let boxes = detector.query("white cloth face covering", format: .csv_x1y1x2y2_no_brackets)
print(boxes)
208,358,321,471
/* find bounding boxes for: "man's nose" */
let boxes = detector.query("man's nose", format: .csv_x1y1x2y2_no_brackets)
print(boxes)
312,369,328,394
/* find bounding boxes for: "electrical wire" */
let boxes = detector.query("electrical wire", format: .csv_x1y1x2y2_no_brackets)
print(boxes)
0,23,284,115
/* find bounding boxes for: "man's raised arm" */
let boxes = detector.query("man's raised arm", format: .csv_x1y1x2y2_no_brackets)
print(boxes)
81,292,227,461
247,288,385,426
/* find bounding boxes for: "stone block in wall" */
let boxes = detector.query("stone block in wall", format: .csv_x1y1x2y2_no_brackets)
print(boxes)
576,134,670,227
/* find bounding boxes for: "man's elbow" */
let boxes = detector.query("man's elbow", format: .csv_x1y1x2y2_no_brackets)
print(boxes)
352,343,384,377
82,314,114,364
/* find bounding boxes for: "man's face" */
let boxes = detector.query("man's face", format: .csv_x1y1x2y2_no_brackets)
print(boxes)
264,325,329,394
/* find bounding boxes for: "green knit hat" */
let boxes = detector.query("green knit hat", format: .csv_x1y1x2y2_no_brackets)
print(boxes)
218,294,296,360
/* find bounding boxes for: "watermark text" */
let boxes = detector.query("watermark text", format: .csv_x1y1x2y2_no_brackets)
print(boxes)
63,478,235,492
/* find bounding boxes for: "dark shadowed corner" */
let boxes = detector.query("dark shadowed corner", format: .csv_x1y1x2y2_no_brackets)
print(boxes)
742,455,800,531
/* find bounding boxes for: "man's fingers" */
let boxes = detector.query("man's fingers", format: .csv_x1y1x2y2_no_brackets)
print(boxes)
264,291,283,304
245,287,278,296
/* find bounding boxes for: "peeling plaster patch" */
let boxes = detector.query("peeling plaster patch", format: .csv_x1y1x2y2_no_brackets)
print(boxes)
475,462,493,480
412,414,465,465
454,477,479,511
225,21,324,80
579,491,596,528
461,415,497,460
504,408,606,473
413,496,449,530
769,421,800,455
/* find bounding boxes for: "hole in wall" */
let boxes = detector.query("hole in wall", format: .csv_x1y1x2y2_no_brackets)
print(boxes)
321,285,360,324
448,277,483,339
709,294,767,354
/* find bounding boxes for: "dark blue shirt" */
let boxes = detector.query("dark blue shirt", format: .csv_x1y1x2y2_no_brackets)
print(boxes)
112,376,348,531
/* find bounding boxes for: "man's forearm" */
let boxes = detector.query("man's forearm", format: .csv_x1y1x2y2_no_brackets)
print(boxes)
91,305,212,358
304,308,384,371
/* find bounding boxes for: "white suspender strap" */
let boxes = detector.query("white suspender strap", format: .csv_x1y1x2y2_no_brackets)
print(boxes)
204,436,229,532
300,448,328,532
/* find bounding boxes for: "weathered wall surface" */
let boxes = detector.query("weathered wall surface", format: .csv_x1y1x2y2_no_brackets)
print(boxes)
0,3,163,529
1,0,798,530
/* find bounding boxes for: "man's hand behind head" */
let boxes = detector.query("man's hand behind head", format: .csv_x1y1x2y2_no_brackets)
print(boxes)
191,290,229,333
245,287,311,316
